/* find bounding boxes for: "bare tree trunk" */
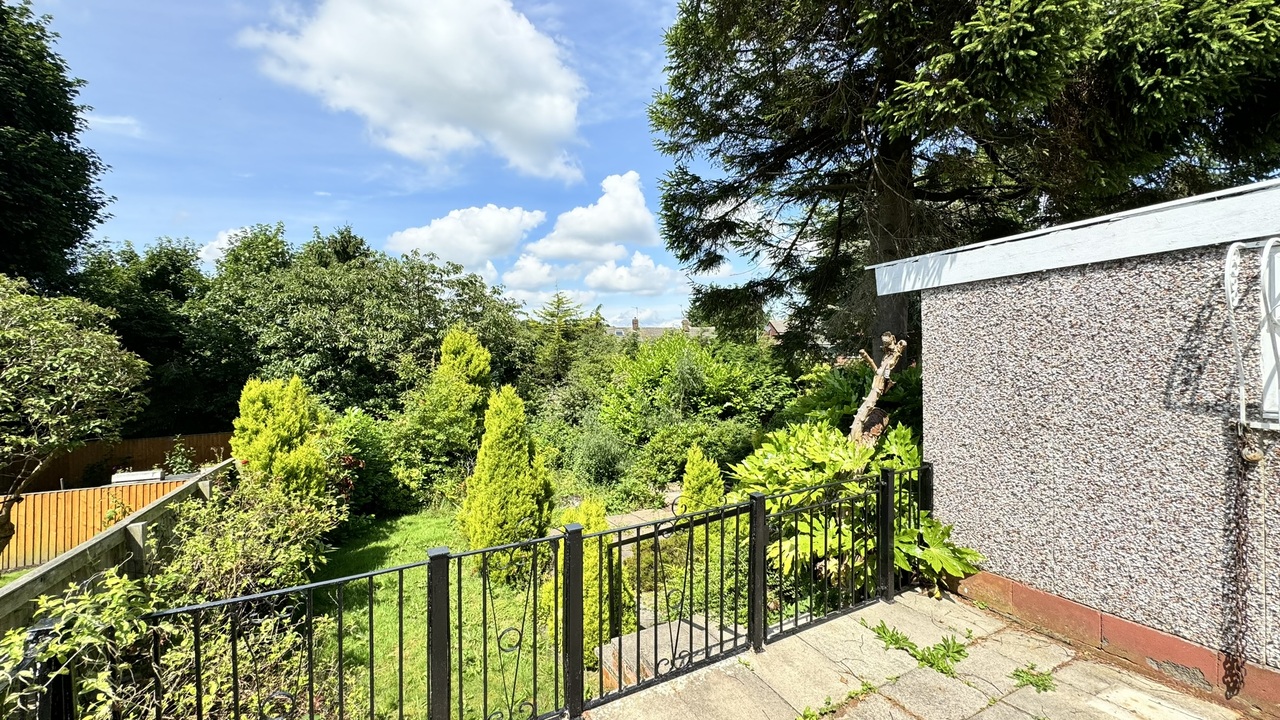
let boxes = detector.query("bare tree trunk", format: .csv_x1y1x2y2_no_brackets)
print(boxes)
850,333,908,446
0,459,42,556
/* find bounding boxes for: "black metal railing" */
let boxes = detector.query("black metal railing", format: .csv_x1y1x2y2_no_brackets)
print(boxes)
8,464,934,720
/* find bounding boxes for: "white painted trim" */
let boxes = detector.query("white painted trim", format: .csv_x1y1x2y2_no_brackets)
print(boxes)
873,179,1280,295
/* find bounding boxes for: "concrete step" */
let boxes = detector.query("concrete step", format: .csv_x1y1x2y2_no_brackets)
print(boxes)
593,616,745,692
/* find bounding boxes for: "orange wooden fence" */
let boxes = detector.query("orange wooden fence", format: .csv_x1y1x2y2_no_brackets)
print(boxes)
16,431,232,493
0,480,186,572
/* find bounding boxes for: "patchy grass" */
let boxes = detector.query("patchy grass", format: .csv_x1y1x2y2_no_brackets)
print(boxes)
0,569,28,588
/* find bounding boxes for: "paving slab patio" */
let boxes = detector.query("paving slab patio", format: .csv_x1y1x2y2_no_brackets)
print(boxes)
583,590,1244,720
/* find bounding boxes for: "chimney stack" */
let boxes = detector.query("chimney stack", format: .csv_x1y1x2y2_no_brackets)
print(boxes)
632,316,640,332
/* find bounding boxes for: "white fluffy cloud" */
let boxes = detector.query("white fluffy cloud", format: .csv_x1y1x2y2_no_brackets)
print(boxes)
387,205,545,267
501,254,564,290
241,0,584,180
585,251,678,296
198,228,247,269
509,288,597,308
525,171,660,261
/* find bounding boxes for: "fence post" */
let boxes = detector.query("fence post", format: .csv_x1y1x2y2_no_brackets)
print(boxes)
426,546,451,720
747,492,767,652
125,521,148,578
919,463,934,516
563,523,585,720
877,468,896,602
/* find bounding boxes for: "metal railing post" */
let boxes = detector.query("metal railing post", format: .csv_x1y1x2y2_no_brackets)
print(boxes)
563,523,585,719
426,546,451,720
877,468,896,602
747,492,767,652
919,463,935,515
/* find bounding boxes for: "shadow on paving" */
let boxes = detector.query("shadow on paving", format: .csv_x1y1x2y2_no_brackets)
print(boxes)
584,590,1242,720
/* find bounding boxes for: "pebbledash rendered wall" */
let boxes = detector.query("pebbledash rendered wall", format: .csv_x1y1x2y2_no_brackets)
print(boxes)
920,242,1278,672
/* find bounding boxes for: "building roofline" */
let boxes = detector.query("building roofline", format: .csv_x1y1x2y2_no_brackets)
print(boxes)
872,178,1280,295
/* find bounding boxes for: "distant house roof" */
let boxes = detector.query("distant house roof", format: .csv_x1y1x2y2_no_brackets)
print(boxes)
871,178,1280,296
764,318,789,336
606,319,715,340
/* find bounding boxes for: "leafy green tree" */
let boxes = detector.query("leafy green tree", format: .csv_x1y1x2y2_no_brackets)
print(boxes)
197,225,523,414
0,275,146,554
74,239,217,435
458,386,554,566
230,376,330,496
182,223,292,424
653,0,1280,354
678,445,724,513
0,1,109,291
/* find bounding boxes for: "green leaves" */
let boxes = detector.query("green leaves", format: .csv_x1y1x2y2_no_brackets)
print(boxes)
230,376,331,496
895,513,987,590
653,0,1280,349
0,275,146,524
731,423,876,513
0,3,109,291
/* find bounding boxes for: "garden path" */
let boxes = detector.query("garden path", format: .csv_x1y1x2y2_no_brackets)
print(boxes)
583,590,1242,720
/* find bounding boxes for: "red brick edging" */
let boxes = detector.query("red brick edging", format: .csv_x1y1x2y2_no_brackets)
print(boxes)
952,571,1280,718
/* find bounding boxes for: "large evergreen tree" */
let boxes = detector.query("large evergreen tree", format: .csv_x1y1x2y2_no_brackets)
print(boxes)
652,0,1280,355
0,1,109,291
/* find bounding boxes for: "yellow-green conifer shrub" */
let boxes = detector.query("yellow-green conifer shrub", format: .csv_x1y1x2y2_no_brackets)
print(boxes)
459,386,554,566
437,325,492,388
539,497,637,668
677,444,724,514
230,376,330,495
390,327,492,505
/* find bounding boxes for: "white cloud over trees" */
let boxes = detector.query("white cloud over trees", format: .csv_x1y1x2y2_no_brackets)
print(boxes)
242,0,585,180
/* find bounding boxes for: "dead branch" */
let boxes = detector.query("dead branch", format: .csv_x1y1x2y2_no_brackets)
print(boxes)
849,333,907,446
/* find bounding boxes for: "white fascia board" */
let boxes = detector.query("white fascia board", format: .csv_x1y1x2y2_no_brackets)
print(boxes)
873,179,1280,295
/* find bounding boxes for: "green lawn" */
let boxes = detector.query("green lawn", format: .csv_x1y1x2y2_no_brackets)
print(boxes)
315,511,562,720
315,507,753,720
0,569,27,588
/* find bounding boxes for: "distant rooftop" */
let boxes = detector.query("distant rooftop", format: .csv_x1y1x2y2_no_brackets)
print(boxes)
606,318,715,339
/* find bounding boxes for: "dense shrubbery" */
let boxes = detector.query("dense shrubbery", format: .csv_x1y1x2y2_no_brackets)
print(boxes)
150,472,347,605
677,445,724,513
388,327,491,506
0,464,347,719
773,362,922,438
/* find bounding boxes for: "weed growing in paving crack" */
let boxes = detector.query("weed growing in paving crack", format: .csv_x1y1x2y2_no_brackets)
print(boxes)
1011,664,1056,693
912,636,969,676
794,682,878,720
867,620,915,651
864,620,969,676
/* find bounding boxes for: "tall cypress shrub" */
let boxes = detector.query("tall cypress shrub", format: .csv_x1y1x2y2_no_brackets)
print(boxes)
459,386,554,570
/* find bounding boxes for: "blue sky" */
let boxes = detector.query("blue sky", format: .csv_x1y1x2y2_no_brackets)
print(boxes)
33,0,737,326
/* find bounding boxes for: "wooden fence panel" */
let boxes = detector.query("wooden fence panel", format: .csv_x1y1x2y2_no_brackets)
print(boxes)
11,431,232,493
0,480,185,572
